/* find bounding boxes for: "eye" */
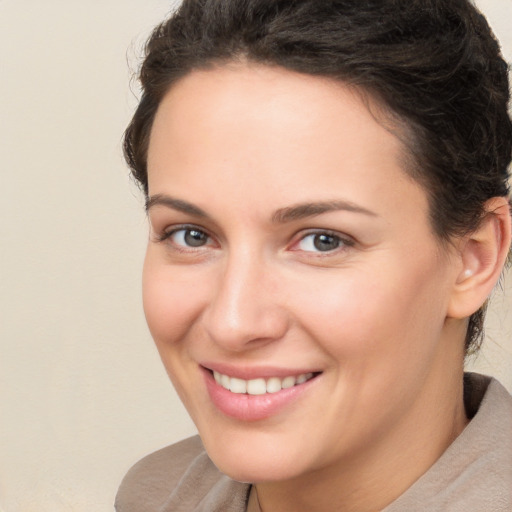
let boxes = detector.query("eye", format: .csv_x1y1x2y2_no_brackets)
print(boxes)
295,232,350,253
166,227,211,248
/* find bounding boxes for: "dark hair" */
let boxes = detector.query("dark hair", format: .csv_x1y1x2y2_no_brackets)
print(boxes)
124,0,512,353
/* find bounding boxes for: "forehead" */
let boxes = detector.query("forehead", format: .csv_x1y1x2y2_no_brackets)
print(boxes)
147,63,427,222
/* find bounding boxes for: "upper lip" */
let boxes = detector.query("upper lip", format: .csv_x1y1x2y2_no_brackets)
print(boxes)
200,362,322,380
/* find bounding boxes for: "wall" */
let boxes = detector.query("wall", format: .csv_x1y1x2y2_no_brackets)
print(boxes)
0,1,510,511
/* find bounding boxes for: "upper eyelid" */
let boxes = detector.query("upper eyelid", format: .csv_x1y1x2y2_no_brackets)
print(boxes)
155,224,213,243
292,228,354,244
288,229,356,253
153,223,355,249
148,211,219,237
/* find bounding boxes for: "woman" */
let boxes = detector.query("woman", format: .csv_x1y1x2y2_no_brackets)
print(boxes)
116,0,512,510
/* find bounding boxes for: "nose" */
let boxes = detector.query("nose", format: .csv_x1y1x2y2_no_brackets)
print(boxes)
202,251,289,352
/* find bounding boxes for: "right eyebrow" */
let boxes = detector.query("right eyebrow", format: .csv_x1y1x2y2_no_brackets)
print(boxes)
145,194,209,218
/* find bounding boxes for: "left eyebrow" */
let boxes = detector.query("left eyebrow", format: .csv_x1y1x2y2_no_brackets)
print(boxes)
271,200,377,223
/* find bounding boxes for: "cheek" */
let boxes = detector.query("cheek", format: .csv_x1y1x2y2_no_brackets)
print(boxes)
290,260,448,365
142,255,206,346
141,256,210,410
290,270,389,347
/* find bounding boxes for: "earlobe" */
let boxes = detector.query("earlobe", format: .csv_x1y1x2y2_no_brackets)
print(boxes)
447,197,512,319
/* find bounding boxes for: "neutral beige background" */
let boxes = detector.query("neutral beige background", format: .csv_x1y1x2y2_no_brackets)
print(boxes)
0,1,510,511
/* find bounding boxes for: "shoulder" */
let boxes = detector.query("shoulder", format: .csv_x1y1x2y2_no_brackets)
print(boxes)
115,436,207,511
116,436,206,512
386,374,512,512
115,435,250,512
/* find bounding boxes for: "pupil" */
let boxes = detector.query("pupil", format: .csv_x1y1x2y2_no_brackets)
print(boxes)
184,229,207,247
313,234,339,251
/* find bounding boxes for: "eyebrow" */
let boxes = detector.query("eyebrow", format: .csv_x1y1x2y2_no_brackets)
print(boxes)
145,194,209,217
146,194,377,223
271,200,377,223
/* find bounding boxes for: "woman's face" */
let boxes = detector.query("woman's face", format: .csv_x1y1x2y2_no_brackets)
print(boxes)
143,64,463,483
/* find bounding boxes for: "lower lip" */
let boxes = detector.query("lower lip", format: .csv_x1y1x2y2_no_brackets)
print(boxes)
202,368,318,422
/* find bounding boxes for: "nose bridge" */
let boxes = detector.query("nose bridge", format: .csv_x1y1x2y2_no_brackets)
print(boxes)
203,246,287,350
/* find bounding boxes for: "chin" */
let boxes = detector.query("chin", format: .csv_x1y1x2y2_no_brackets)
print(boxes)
212,453,302,484
199,428,314,484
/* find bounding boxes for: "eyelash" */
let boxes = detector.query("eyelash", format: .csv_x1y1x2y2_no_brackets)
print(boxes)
156,224,214,249
155,225,355,255
291,230,355,254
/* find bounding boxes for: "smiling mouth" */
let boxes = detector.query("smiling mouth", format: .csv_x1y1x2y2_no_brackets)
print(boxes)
212,370,319,395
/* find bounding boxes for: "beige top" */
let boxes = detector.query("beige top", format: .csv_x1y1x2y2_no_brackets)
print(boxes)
115,373,512,511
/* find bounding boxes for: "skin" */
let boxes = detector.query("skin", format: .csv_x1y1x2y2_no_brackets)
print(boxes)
143,64,474,512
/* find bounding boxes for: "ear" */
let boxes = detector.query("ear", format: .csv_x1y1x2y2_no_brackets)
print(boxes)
447,197,512,319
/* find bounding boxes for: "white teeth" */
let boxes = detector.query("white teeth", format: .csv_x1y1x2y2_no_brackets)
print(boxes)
247,378,267,395
213,371,315,394
266,377,282,394
220,373,230,389
281,376,296,389
296,372,313,384
229,377,247,394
